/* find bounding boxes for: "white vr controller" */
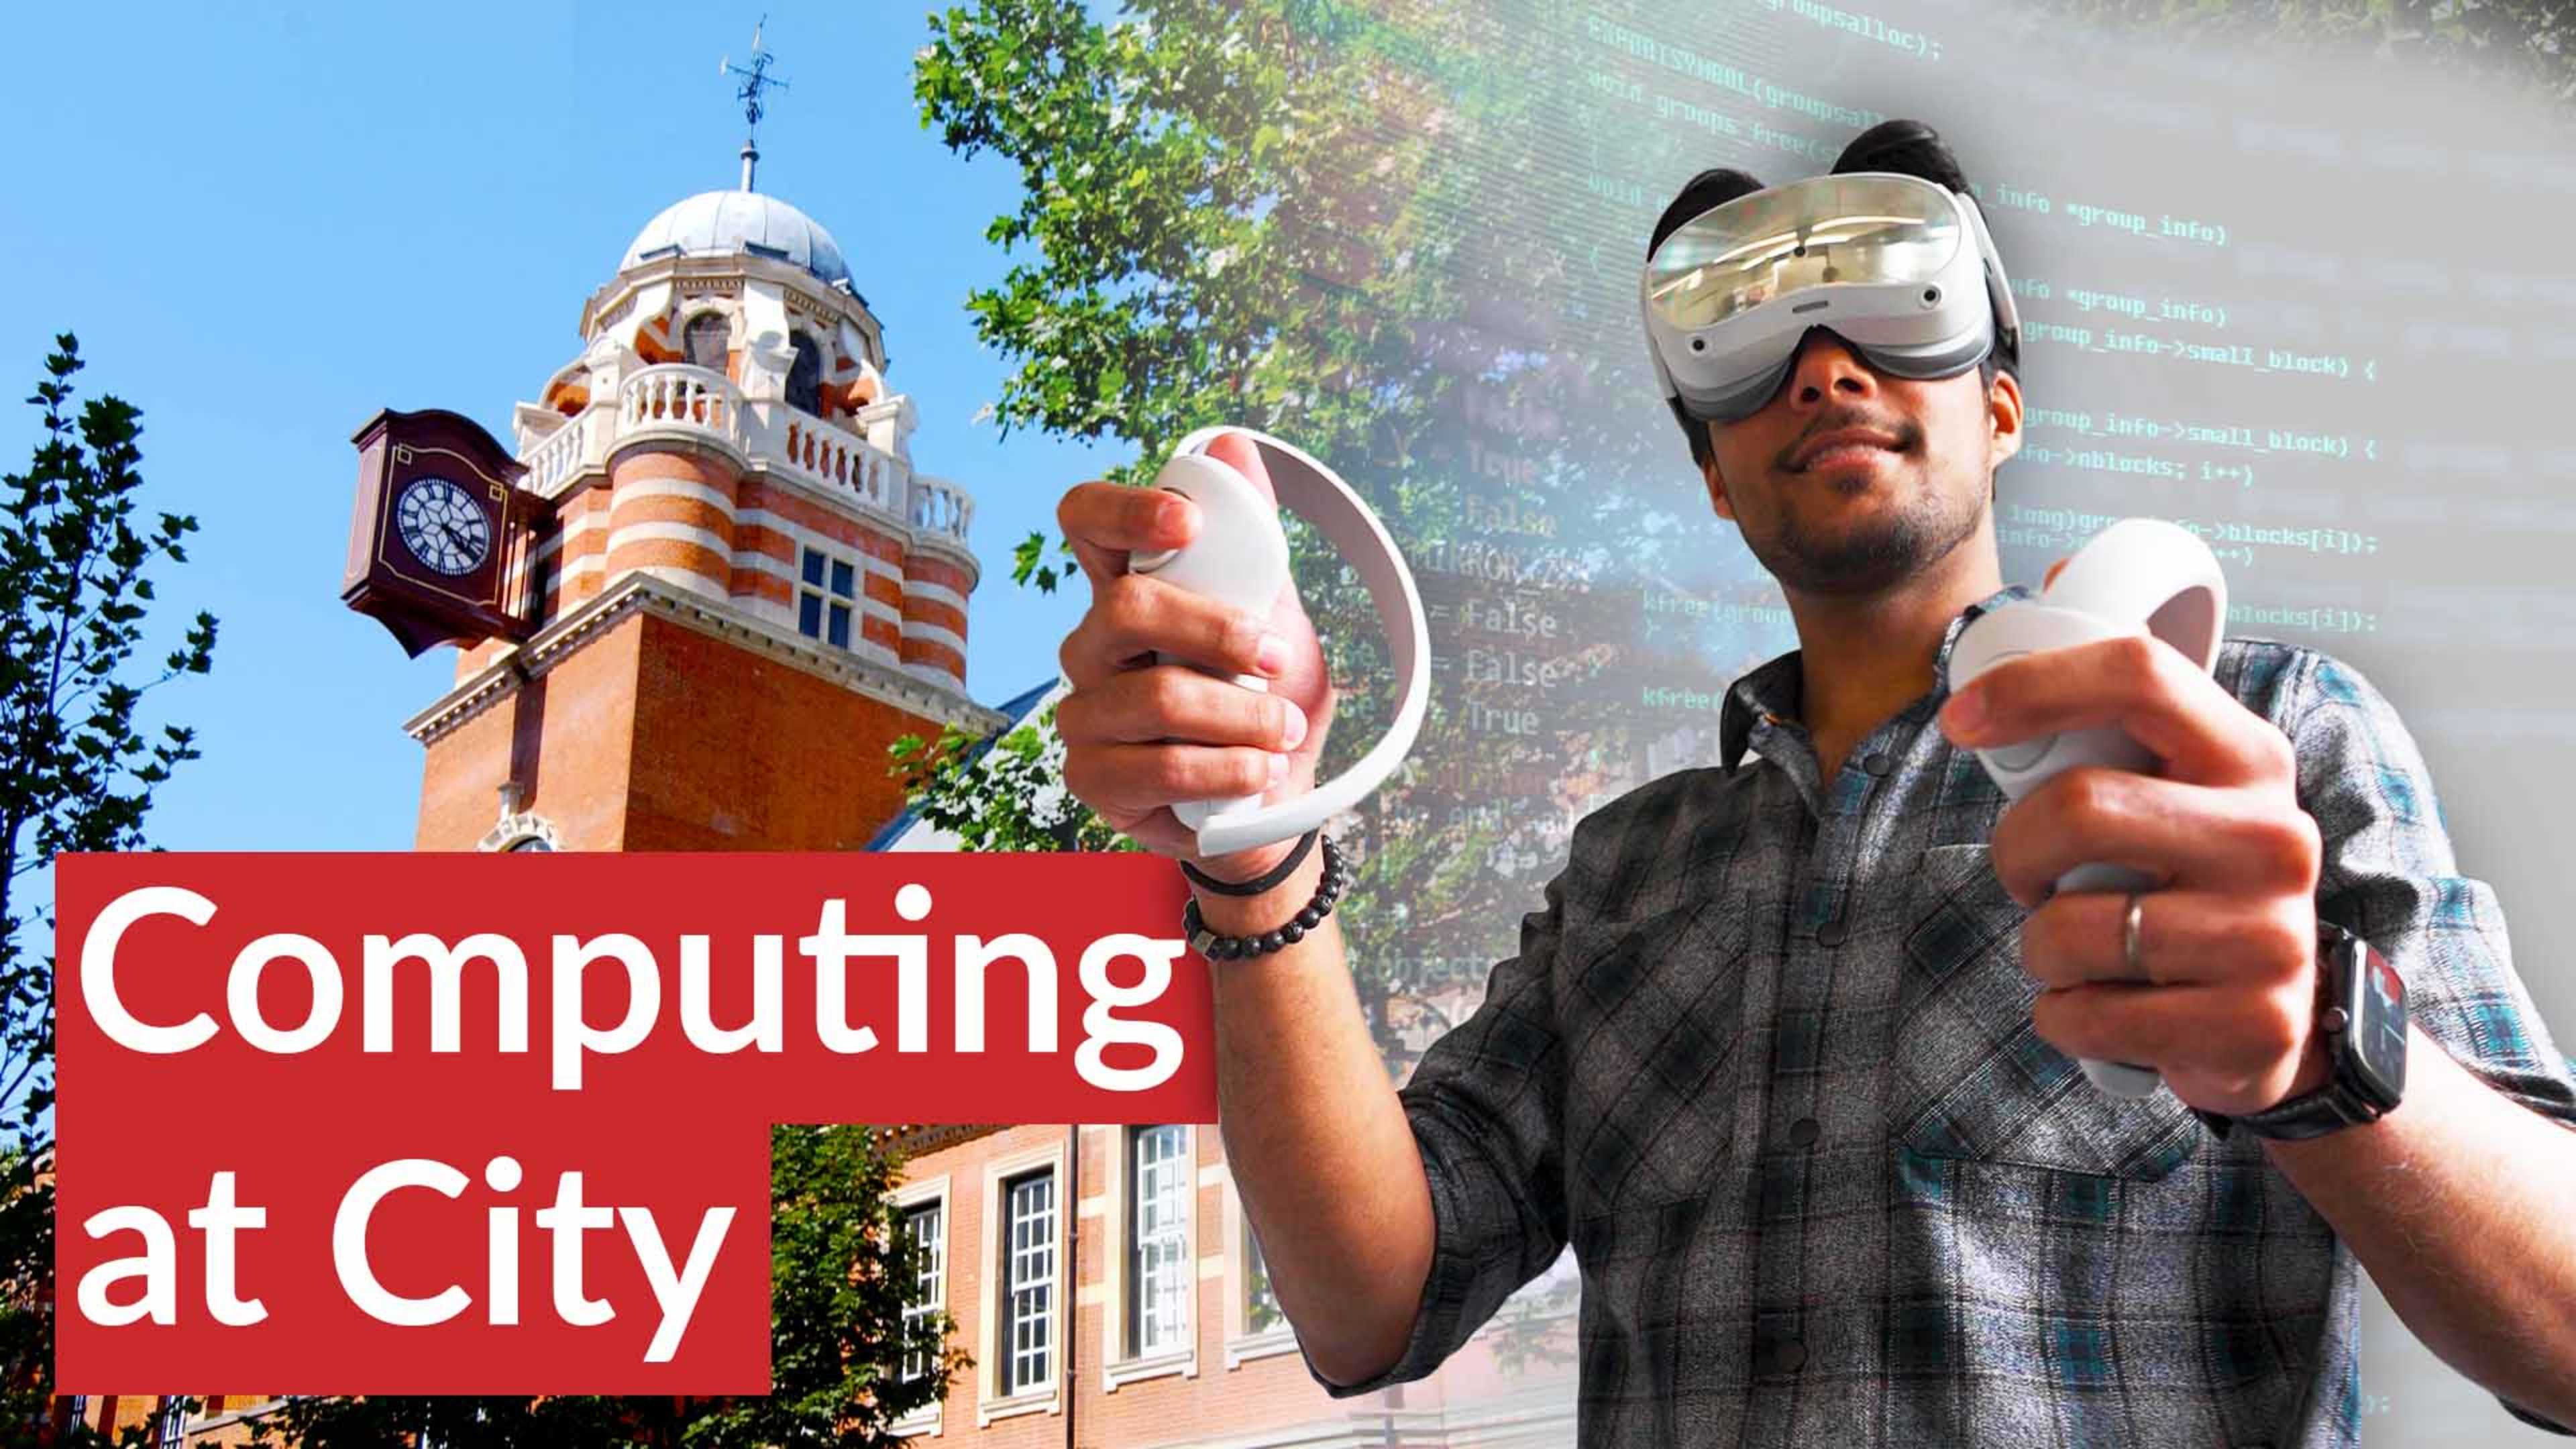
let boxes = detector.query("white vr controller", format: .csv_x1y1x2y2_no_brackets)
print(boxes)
1125,427,1431,859
1946,518,2228,1101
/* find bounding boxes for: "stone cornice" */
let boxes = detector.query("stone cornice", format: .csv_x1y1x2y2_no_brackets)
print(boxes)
403,571,1007,747
580,252,882,353
880,1124,1006,1158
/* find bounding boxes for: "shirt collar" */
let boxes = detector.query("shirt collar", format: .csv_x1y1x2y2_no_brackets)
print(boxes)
1719,582,2035,776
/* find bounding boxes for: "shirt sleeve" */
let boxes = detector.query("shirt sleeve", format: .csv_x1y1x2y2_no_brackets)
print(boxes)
2288,650,2576,1436
2291,650,2576,1132
1302,867,1572,1398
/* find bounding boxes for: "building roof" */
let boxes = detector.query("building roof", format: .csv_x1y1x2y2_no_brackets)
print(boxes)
867,676,1069,851
619,189,851,287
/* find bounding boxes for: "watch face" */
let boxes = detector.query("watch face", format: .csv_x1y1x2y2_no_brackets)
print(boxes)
394,475,492,577
2343,940,2409,1105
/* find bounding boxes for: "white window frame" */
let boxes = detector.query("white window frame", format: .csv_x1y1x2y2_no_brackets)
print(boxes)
795,543,860,652
156,1397,188,1448
1130,1125,1191,1357
1223,1165,1300,1369
889,1173,951,1438
1104,1124,1199,1388
1000,1173,1057,1396
977,1140,1066,1427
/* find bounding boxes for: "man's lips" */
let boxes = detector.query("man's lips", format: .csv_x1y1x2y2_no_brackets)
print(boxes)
1791,429,1904,472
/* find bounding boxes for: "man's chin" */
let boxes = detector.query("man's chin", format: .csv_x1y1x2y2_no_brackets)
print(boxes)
1781,559,1921,598
1758,519,1943,596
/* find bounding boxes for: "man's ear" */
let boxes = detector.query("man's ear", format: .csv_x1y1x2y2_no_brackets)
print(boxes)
1986,366,2024,469
1700,423,1737,521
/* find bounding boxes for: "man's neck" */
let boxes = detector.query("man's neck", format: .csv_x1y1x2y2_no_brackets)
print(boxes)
1781,532,2004,775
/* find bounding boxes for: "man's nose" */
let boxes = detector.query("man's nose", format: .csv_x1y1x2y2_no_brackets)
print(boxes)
1784,328,1880,407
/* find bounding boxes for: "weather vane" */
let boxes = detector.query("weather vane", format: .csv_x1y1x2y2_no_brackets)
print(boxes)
720,17,790,191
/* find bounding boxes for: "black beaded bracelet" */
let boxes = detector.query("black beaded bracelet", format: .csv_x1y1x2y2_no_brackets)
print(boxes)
1182,835,1347,961
1177,827,1319,896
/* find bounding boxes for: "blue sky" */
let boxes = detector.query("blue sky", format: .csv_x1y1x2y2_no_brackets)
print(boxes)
0,2,1110,855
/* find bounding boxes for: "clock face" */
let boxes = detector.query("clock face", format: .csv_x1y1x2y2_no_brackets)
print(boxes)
394,475,491,577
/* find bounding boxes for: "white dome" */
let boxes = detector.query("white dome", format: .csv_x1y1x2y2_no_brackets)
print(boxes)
619,190,850,287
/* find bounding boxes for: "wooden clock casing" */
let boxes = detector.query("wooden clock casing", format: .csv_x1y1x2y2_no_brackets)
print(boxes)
342,408,536,657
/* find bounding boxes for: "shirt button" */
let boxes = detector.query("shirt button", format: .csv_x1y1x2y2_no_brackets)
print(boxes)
1863,751,1892,776
1817,920,1847,947
1788,1118,1820,1147
1765,1338,1807,1373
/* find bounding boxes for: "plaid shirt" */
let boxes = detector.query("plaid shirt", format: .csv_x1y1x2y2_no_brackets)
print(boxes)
1309,583,2576,1445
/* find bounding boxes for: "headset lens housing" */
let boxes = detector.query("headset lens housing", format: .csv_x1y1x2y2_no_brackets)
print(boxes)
1644,173,1965,332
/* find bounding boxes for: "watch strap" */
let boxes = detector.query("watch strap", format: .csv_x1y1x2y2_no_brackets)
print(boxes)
2198,920,2402,1142
2195,1079,2384,1141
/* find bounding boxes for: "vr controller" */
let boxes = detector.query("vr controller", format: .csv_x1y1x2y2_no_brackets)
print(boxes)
1945,518,2228,1101
1125,427,1431,859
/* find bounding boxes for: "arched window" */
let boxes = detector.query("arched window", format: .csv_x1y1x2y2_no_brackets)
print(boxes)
786,331,824,415
684,311,731,371
504,837,556,853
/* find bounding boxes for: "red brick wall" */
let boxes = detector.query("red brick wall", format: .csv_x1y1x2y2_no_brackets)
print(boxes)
621,613,945,851
415,609,645,851
896,1126,1381,1448
418,606,952,854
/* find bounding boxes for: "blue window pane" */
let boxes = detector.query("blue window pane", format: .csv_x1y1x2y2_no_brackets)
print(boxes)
828,602,851,649
830,559,855,598
800,548,825,586
799,593,823,638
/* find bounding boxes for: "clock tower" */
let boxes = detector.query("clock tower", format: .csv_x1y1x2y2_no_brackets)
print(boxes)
349,166,1004,853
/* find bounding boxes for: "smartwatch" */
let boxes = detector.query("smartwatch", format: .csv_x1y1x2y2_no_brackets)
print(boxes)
2194,919,2408,1141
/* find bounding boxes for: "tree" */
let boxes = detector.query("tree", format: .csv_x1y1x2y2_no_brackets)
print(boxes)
245,1124,966,1448
0,333,217,1435
908,0,1613,1059
889,702,1136,853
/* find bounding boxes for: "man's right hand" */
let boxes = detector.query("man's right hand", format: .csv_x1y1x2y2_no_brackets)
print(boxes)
1063,436,1433,1389
1055,432,1337,884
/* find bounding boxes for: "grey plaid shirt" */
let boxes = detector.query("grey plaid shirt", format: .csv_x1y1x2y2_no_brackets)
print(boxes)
1309,583,2576,1445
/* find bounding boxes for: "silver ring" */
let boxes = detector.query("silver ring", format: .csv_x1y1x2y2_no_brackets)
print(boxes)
2123,892,2147,979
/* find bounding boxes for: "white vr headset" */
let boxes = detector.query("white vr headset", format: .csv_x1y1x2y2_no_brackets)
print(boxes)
1642,170,2022,422
1127,427,1431,858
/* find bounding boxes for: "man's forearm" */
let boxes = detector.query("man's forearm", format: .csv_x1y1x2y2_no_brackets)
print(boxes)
1198,847,1435,1387
2259,1022,2576,1428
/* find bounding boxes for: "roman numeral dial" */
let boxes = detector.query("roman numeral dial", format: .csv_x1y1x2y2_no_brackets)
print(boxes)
394,475,492,577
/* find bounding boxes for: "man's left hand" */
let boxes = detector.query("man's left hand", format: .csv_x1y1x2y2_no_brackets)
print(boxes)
1936,631,2334,1117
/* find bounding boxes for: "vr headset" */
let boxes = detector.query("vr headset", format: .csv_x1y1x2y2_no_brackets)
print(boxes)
1641,170,2022,425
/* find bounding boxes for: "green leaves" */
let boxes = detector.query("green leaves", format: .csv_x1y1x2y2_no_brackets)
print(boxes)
0,333,221,1429
888,705,1138,855
905,0,1539,1065
916,0,1446,482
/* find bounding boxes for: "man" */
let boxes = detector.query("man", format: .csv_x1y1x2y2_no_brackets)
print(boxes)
1051,119,2576,1444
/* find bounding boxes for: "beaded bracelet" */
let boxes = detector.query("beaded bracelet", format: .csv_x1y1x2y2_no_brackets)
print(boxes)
1182,834,1347,960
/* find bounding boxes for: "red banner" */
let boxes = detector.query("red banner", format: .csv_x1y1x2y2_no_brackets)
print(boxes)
53,850,1207,1392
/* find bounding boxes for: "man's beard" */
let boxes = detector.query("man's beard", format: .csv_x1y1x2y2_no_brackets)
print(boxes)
1741,465,1984,598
